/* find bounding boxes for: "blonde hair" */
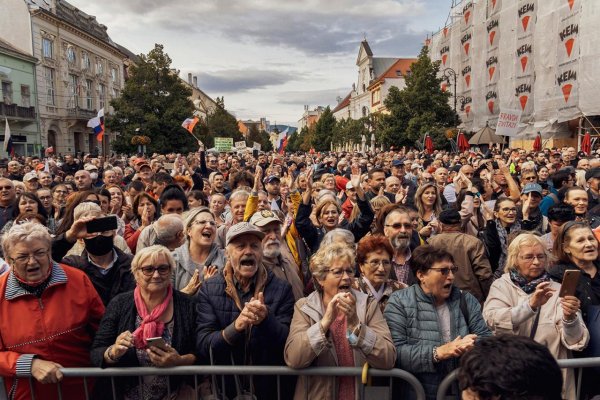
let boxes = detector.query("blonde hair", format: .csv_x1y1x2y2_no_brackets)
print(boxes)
73,202,103,221
131,245,175,274
504,233,553,273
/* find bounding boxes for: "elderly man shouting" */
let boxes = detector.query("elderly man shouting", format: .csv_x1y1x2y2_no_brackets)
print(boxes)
196,222,295,400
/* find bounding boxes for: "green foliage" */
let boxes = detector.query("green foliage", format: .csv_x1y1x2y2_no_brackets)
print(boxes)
332,117,370,148
205,97,243,146
247,124,273,152
379,46,458,150
312,106,335,151
108,44,197,154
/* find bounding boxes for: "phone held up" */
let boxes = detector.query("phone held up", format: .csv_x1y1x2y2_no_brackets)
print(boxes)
558,269,581,298
146,337,168,350
86,215,118,234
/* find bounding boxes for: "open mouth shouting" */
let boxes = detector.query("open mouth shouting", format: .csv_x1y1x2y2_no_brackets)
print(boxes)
239,257,256,269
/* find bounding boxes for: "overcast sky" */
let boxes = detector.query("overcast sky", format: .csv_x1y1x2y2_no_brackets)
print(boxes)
69,0,451,125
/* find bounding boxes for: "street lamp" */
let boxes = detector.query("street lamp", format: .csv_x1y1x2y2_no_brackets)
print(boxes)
442,67,459,127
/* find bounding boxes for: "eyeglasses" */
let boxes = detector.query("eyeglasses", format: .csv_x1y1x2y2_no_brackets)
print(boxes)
0,186,13,190
366,260,392,268
522,176,537,181
429,266,458,275
193,219,217,227
520,254,547,262
53,190,67,194
139,265,171,276
385,223,413,230
12,249,49,265
500,207,517,213
326,268,354,278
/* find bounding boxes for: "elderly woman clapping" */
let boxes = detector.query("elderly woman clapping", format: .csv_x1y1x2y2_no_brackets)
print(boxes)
91,245,198,399
483,233,589,400
285,242,395,400
0,222,105,399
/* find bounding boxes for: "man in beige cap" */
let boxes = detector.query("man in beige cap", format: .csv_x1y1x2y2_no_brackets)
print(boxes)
250,210,304,300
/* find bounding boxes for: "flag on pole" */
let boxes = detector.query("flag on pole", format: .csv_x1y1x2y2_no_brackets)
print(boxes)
87,108,105,142
278,127,289,154
181,117,199,135
3,118,14,156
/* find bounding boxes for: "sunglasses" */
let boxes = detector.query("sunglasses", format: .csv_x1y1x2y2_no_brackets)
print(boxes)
429,266,458,276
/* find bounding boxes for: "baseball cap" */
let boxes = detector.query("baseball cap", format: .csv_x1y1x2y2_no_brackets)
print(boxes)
345,181,354,190
411,163,422,171
225,222,265,246
250,210,281,227
521,183,543,195
23,171,38,182
84,163,98,171
135,158,150,169
263,175,280,184
585,167,600,181
391,159,405,167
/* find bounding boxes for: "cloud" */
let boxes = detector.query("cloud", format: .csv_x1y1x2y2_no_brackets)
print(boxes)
277,88,350,107
191,69,298,93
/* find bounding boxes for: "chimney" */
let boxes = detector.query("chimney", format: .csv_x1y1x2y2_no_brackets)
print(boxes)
187,73,192,85
336,96,342,103
193,76,198,87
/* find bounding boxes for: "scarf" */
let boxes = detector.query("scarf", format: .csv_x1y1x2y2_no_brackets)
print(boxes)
494,219,522,278
13,265,53,297
330,314,355,400
132,285,173,349
509,269,550,294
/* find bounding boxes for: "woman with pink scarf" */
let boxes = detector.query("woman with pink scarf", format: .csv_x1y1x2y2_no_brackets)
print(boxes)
91,245,199,400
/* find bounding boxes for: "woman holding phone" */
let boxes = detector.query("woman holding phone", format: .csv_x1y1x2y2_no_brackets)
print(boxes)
91,245,198,399
483,233,588,400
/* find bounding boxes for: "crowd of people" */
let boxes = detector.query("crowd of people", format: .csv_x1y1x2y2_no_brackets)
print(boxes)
0,143,599,400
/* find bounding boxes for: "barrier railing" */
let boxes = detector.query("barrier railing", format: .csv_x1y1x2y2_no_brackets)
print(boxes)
436,357,600,400
10,365,426,400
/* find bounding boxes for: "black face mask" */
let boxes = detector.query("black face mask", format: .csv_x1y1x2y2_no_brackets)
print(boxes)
84,235,114,256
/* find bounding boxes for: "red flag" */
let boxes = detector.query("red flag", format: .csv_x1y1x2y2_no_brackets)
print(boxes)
581,131,591,155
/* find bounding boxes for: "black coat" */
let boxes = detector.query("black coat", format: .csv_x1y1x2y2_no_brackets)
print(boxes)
90,290,198,399
548,261,600,320
62,248,135,306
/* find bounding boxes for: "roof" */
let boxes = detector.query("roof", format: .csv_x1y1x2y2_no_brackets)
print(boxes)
114,43,141,64
0,38,36,63
372,58,400,79
360,40,373,57
332,92,352,114
368,58,417,89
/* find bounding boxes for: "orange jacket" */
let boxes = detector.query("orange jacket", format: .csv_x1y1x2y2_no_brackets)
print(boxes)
0,263,105,400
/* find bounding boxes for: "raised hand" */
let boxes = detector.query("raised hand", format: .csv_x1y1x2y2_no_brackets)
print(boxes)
529,281,554,310
561,295,580,322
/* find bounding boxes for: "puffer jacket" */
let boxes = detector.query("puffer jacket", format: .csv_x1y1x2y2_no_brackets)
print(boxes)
195,264,295,400
172,242,225,291
284,289,396,400
383,284,492,400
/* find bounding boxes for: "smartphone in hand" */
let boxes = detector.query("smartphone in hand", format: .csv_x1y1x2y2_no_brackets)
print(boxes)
559,270,581,298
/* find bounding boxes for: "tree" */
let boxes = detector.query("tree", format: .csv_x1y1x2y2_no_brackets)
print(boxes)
108,44,197,154
332,117,370,149
285,130,300,153
312,106,336,151
247,124,273,152
379,46,458,149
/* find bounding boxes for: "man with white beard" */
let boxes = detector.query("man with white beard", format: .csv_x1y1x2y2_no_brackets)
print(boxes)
250,210,304,300
383,207,417,285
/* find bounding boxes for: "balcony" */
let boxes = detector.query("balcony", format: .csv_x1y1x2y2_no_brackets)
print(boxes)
0,102,36,120
67,107,97,120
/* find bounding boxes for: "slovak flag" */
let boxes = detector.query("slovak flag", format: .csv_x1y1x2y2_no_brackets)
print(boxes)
278,127,289,154
181,116,199,135
87,108,105,142
3,118,14,156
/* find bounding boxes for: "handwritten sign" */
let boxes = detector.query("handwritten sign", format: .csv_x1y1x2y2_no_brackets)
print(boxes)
495,109,522,137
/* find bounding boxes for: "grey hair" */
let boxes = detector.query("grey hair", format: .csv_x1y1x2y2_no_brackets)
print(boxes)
316,189,340,205
2,222,51,260
154,214,184,245
73,202,103,221
229,189,250,202
321,228,356,248
310,242,356,291
504,233,553,273
131,245,175,274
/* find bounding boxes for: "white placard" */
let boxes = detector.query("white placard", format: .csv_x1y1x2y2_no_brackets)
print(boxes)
495,109,522,137
234,141,246,149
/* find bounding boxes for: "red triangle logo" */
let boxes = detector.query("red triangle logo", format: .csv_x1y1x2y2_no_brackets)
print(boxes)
441,82,447,92
488,100,495,113
489,30,496,46
442,54,448,66
465,74,471,87
488,66,495,80
443,27,448,37
562,84,573,102
565,38,575,57
519,95,528,111
520,56,528,72
568,0,575,10
521,16,530,31
465,105,471,117
464,42,470,56
464,10,471,24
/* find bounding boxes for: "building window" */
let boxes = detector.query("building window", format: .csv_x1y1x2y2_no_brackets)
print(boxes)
1,81,12,104
21,85,30,107
85,79,93,110
66,46,76,64
82,52,91,70
362,106,368,117
372,89,380,105
111,67,117,83
96,59,104,75
98,83,105,109
396,70,402,77
68,74,79,108
42,38,53,59
44,67,55,106
112,88,119,98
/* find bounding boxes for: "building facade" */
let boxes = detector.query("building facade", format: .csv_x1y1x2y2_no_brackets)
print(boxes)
0,38,40,157
297,105,325,130
26,0,127,155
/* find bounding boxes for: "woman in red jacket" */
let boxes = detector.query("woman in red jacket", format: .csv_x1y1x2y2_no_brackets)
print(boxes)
0,221,105,400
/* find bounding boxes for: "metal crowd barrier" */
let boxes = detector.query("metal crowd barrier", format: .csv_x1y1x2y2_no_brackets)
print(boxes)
9,365,426,400
436,357,600,400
